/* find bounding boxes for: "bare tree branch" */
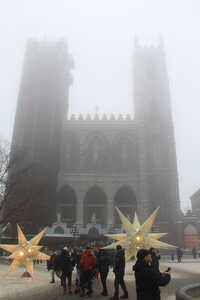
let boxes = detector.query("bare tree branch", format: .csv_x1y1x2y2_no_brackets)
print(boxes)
0,140,50,233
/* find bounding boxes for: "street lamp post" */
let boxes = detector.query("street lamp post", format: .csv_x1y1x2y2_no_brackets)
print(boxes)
70,224,80,247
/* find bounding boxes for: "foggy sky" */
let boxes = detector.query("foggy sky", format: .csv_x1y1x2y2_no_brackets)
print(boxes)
0,0,200,211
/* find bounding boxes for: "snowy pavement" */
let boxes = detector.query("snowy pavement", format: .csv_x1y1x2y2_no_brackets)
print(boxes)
0,259,200,299
0,263,59,300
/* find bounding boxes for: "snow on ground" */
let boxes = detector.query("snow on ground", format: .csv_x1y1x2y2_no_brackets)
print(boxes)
0,259,200,299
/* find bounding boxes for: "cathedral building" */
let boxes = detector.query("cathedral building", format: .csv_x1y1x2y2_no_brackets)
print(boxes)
8,39,181,241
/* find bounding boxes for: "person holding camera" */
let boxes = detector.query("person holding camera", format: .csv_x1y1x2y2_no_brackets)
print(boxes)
133,249,171,300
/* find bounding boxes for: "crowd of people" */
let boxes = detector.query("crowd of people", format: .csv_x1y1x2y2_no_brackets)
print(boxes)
47,245,171,300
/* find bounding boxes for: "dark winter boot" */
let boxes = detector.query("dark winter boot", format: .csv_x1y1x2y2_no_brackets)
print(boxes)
75,287,81,294
110,297,119,300
101,291,108,296
87,290,93,297
63,288,67,295
120,293,128,299
80,289,85,297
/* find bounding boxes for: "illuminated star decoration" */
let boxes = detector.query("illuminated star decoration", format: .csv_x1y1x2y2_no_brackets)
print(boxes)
105,207,176,261
0,225,50,277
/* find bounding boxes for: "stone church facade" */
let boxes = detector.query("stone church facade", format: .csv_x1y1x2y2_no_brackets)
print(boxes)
8,39,181,241
58,115,138,228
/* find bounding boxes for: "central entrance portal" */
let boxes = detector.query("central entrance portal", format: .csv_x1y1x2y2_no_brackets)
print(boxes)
84,186,107,226
114,186,137,227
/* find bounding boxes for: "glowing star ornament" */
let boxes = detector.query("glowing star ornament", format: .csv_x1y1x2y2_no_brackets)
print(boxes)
105,207,176,261
0,225,50,277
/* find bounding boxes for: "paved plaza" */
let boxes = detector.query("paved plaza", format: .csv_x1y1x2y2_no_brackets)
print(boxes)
0,259,200,300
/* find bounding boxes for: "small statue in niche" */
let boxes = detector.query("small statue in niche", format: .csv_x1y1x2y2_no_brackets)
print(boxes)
126,214,131,221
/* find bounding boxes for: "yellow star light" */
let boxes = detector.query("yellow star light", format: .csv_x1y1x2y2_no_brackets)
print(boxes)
0,225,50,277
105,207,176,261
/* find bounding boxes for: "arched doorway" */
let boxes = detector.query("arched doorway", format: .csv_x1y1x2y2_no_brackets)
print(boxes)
88,227,100,238
114,186,137,227
54,226,64,234
84,186,107,226
57,185,77,226
184,224,199,249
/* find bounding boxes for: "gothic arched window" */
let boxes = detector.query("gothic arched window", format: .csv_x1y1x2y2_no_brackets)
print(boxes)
113,136,137,173
83,133,109,172
64,135,80,172
93,137,99,162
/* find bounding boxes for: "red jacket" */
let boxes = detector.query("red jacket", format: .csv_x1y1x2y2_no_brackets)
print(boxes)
80,250,96,271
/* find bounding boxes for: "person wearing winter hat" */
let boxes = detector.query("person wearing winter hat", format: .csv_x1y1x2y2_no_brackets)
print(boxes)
133,248,170,300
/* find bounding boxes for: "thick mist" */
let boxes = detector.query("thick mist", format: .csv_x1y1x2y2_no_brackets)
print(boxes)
0,0,200,211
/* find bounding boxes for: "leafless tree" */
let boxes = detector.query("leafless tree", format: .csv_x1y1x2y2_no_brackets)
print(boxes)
0,141,50,234
0,141,10,203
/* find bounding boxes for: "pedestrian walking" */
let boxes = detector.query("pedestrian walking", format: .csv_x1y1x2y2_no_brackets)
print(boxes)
176,247,183,263
74,248,83,294
133,249,170,300
59,248,75,295
97,249,111,296
110,245,128,300
80,246,97,297
192,247,197,259
47,251,56,283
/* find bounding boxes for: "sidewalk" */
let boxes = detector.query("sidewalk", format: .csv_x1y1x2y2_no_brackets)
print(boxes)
160,258,200,275
0,263,60,300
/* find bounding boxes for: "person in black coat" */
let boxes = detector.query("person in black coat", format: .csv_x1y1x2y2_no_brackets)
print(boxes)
176,247,183,263
110,245,128,300
47,252,56,283
59,248,76,295
133,249,170,300
97,249,111,296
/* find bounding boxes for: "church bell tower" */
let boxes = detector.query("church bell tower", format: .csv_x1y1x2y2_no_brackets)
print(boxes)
133,39,181,237
9,39,73,231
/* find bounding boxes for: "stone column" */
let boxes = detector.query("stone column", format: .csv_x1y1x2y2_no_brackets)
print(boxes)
76,190,84,226
107,199,114,228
